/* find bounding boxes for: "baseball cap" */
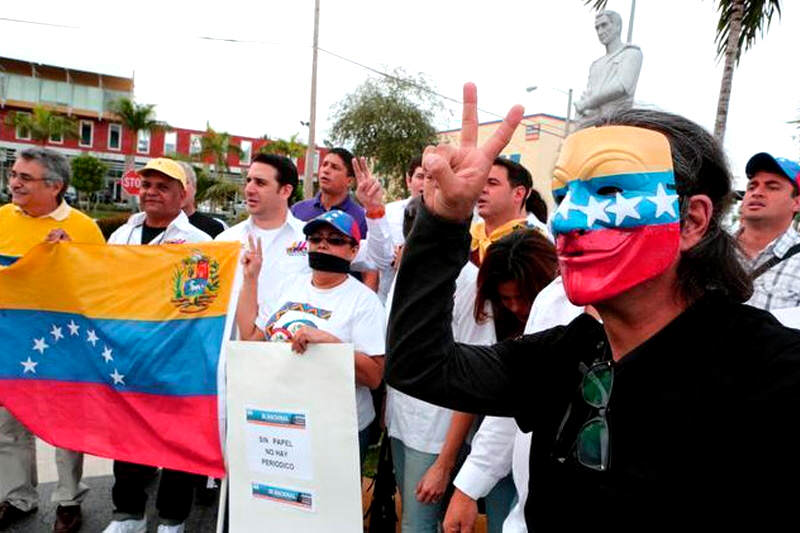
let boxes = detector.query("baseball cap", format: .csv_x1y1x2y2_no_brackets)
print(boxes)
745,152,800,186
303,210,361,243
137,158,187,189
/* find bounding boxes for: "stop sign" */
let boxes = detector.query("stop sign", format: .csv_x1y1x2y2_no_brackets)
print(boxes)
120,169,141,195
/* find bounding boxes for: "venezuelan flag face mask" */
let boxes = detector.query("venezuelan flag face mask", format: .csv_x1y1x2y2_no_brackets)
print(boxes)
551,126,681,305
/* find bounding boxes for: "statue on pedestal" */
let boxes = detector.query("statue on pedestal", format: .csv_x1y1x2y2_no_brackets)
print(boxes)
575,10,643,125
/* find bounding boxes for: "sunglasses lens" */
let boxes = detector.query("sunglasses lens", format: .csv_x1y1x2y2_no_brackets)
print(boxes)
582,363,612,408
307,236,322,244
576,417,608,470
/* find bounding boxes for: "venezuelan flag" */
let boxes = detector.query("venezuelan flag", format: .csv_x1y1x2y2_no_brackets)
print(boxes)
0,241,240,477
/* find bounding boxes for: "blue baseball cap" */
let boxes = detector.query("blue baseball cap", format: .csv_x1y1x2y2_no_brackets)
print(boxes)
746,152,800,187
303,210,361,243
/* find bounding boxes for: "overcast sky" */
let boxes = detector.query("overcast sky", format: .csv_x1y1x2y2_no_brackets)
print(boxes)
1,0,797,188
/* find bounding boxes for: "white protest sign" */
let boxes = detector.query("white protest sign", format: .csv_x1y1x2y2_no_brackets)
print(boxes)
226,341,361,532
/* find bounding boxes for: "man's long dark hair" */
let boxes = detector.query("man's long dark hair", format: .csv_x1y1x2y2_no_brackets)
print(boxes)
587,109,752,303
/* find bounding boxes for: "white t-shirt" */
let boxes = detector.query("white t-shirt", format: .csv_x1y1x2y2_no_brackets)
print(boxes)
255,273,386,431
385,262,496,454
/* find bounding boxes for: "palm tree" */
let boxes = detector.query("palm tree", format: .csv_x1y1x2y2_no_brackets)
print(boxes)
109,98,169,173
196,123,244,180
5,105,78,145
583,0,782,143
259,133,307,160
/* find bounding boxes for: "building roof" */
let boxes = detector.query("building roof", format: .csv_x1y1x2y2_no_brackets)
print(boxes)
438,112,566,135
0,56,133,91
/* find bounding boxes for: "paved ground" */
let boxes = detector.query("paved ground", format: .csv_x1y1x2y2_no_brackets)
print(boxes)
7,440,222,532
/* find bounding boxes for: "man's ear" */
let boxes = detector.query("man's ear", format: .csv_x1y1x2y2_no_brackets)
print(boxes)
791,191,800,215
680,194,713,252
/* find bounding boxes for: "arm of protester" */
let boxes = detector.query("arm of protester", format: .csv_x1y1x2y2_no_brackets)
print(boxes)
416,411,474,504
386,84,533,416
453,416,517,499
443,489,479,533
351,156,393,271
235,235,265,341
290,327,341,354
361,269,379,292
355,353,384,390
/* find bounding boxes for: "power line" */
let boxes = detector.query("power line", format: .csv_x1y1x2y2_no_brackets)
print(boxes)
0,15,568,139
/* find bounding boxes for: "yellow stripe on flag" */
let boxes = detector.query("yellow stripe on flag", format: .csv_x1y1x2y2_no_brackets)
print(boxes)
0,241,241,321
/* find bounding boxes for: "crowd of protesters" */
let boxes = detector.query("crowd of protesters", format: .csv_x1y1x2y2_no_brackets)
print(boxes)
3,87,800,533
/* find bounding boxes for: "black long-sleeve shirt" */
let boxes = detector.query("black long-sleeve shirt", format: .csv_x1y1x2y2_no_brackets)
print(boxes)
386,204,800,530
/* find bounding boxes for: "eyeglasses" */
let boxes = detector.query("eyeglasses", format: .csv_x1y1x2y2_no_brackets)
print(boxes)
9,172,46,183
554,359,613,472
307,234,354,247
575,360,613,471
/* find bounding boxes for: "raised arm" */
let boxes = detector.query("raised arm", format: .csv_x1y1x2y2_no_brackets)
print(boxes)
385,83,527,415
352,156,393,271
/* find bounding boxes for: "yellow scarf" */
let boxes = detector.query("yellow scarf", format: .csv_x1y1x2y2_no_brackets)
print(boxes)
470,217,530,264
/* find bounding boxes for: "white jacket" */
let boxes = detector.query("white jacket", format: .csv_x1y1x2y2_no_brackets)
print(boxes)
108,211,211,245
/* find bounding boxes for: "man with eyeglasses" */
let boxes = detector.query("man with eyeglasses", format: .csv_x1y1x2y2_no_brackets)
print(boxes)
0,147,104,533
385,84,800,530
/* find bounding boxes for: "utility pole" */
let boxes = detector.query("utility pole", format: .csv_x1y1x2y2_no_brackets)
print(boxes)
303,0,320,200
565,88,573,136
627,0,636,43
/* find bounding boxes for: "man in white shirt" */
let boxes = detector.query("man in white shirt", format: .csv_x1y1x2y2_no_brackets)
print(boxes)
379,156,425,302
105,158,210,533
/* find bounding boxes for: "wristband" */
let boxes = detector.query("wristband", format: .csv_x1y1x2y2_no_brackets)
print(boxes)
366,206,385,219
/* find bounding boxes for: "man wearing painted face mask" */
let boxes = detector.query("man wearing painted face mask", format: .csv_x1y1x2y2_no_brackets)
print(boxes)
385,83,800,530
236,210,386,465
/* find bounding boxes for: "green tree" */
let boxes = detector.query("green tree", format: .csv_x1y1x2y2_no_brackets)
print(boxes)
196,123,244,180
259,133,307,160
329,69,441,195
584,0,781,142
5,106,78,145
71,153,107,209
109,98,169,173
199,179,239,213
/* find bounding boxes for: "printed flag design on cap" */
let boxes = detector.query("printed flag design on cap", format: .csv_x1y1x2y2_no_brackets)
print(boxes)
0,241,240,477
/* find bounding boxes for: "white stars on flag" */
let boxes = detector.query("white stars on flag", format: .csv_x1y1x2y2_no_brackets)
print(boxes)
20,357,38,374
67,320,80,336
580,196,612,227
101,346,114,363
554,191,574,221
33,337,49,355
50,325,64,342
110,368,125,385
86,329,99,347
647,183,679,219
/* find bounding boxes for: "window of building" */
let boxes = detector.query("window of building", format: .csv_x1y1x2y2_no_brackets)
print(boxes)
164,131,177,155
50,131,63,144
137,130,151,154
15,113,31,140
190,134,202,155
525,123,541,141
240,140,252,165
79,121,93,147
108,124,122,150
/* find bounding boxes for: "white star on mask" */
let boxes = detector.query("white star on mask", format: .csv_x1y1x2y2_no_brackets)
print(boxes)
606,193,643,226
110,368,125,385
101,346,114,363
86,329,99,347
554,191,575,220
646,183,679,219
67,320,80,336
579,196,612,227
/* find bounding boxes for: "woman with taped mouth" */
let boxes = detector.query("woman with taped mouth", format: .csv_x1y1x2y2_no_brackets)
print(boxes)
236,209,386,465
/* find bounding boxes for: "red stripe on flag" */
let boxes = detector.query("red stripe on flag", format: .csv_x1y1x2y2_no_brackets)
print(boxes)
0,380,224,477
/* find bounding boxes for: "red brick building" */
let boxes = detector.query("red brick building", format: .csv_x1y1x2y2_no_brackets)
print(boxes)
0,56,322,202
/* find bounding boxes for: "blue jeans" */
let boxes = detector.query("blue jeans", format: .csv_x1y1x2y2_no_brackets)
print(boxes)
390,438,442,533
484,473,517,533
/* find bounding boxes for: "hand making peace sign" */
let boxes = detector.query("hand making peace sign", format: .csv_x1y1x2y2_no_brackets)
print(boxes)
422,83,524,221
353,156,384,211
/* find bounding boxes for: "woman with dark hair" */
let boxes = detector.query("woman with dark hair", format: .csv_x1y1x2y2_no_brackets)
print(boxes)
474,229,558,341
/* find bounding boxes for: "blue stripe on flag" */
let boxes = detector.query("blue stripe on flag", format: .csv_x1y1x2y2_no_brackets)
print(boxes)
0,310,224,395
